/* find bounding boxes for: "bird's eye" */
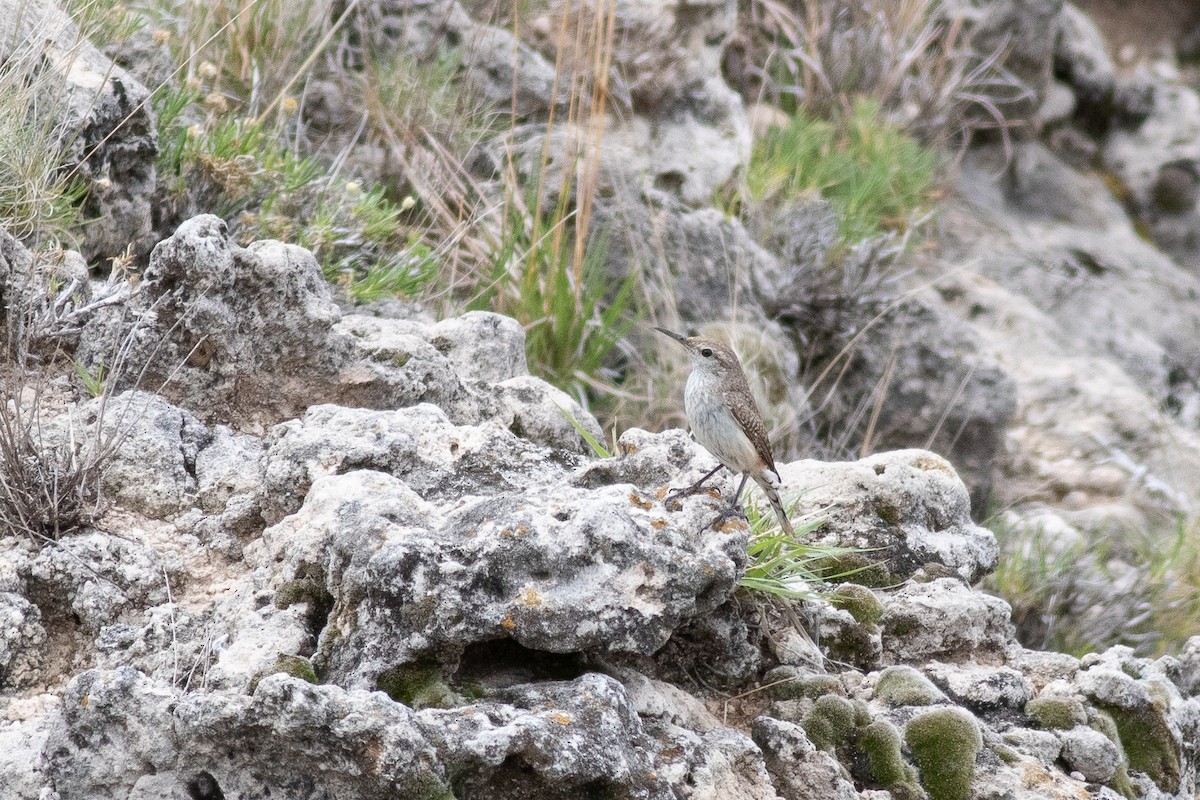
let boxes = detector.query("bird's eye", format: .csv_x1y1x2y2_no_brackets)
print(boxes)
700,347,713,358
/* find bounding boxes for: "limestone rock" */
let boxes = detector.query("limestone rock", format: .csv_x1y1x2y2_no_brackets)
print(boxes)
256,468,747,686
880,578,1016,664
778,450,1000,585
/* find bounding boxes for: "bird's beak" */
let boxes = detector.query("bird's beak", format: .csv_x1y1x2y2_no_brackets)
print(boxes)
654,327,689,348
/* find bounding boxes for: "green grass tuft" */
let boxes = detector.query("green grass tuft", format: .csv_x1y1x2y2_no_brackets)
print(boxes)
747,97,939,243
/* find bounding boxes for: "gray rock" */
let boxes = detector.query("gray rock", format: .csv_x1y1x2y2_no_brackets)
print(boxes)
593,188,772,324
0,700,58,800
419,673,661,795
427,311,528,383
925,662,1034,712
77,217,349,427
46,668,447,799
815,604,882,672
1002,727,1063,764
260,403,575,524
24,531,182,634
778,450,1000,585
54,390,206,520
1054,3,1115,108
494,375,605,455
0,592,46,690
1058,725,1120,783
256,468,746,686
751,716,858,800
880,578,1016,664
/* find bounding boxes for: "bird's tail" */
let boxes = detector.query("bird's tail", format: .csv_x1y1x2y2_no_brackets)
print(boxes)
753,473,795,537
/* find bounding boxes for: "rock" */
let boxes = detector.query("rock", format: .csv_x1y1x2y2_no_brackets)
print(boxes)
427,311,528,383
46,668,448,799
1076,662,1183,794
752,716,858,800
1058,726,1120,783
0,592,46,689
53,390,206,520
0,705,58,800
256,468,747,687
777,450,1000,585
494,375,605,455
24,530,182,633
0,0,156,262
880,578,1016,664
924,663,1034,712
592,188,772,323
816,603,883,672
77,217,349,426
1002,727,1063,764
259,403,576,524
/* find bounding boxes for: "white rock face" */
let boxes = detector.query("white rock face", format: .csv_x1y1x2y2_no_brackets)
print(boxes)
778,450,999,584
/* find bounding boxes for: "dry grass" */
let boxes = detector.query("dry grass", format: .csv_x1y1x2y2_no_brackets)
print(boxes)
728,0,1032,151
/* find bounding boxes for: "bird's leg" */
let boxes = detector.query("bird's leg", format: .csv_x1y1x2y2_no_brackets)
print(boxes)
665,464,726,505
705,474,751,531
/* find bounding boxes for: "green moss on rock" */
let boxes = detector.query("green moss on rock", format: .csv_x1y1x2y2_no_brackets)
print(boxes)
1103,704,1180,793
1089,711,1136,800
1024,696,1087,730
248,654,319,694
815,552,894,587
831,583,885,626
804,694,859,752
905,707,981,800
377,659,461,710
874,666,945,707
859,719,922,796
765,668,843,701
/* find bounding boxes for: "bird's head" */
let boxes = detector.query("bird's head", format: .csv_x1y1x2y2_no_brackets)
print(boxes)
654,327,740,378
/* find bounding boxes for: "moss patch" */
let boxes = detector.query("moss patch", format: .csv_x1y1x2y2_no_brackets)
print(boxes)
905,708,981,800
874,666,945,707
859,719,922,796
765,668,844,701
830,583,885,626
1024,696,1087,730
248,654,319,694
1101,703,1180,793
804,694,860,752
377,659,462,710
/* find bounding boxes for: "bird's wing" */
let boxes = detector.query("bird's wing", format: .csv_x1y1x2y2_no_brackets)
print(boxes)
724,378,777,473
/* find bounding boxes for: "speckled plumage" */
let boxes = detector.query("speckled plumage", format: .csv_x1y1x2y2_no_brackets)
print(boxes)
657,328,795,535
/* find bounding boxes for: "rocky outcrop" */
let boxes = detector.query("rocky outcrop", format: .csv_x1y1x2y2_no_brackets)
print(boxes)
5,305,1200,798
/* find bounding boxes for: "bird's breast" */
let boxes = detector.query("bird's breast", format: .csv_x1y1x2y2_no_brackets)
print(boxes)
684,371,761,473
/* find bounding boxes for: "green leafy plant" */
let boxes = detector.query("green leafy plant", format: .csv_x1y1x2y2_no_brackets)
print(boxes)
155,98,438,301
747,97,939,243
73,360,107,398
741,504,875,599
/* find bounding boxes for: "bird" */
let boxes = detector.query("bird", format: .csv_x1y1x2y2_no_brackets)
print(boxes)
655,327,796,536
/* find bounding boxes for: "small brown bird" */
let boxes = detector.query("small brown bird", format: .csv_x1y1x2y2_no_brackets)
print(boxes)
656,327,796,535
